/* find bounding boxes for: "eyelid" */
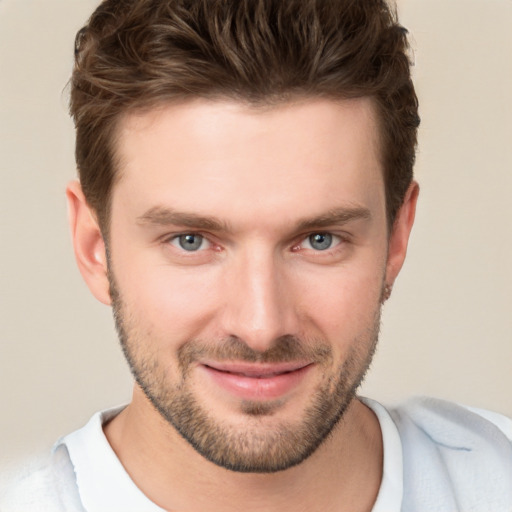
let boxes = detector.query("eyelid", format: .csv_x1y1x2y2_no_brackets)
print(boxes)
171,233,211,251
160,231,216,251
292,231,351,252
159,229,350,255
303,233,340,249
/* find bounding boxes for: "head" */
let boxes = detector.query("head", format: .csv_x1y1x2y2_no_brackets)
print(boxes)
70,0,419,236
67,0,419,474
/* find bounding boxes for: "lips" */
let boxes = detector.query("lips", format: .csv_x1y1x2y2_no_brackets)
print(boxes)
199,361,313,401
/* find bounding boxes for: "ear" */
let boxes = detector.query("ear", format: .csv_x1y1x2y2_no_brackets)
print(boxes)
385,181,419,287
66,181,111,305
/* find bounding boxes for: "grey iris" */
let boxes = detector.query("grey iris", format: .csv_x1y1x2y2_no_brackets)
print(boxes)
178,234,203,251
309,233,332,250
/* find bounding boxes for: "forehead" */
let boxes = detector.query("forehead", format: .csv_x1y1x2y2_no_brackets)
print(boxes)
112,97,384,229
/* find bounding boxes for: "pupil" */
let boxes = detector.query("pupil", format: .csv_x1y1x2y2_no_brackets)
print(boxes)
179,234,202,251
310,233,332,250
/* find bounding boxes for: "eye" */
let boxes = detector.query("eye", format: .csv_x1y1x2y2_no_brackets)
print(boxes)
170,233,211,252
304,233,335,251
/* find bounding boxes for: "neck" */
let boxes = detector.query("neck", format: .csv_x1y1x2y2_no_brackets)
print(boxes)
104,388,383,512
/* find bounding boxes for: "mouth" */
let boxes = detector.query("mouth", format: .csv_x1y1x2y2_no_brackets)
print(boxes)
199,361,314,401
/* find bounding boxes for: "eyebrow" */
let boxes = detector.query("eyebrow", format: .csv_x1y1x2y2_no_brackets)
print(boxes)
137,207,231,232
295,207,372,232
137,205,371,233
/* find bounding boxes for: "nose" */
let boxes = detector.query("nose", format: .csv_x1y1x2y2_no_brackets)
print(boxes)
220,247,300,353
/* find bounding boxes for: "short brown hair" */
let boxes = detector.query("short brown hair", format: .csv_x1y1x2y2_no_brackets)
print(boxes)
70,0,419,232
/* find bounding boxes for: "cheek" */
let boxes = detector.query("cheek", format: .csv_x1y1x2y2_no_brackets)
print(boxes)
295,262,384,341
116,259,223,342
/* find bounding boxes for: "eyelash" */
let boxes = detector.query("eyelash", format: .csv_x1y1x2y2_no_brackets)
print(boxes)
294,233,344,252
168,233,211,251
162,231,349,256
163,232,222,257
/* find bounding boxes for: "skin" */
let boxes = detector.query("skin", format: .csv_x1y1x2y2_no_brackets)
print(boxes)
67,97,418,511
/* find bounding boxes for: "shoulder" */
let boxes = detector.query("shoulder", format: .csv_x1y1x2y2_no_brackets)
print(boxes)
0,456,60,511
390,396,512,447
389,396,512,511
0,444,84,512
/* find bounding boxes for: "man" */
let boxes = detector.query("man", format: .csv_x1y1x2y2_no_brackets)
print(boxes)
1,0,511,510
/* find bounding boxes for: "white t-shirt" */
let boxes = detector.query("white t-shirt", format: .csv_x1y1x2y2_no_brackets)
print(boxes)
62,406,165,512
1,397,511,511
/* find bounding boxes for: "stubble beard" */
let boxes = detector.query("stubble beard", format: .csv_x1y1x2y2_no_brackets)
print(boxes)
109,272,381,474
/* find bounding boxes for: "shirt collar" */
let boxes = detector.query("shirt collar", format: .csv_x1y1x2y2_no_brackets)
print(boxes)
57,406,165,512
360,397,404,512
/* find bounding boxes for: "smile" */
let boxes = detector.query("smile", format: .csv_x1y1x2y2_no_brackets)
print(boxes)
199,362,314,401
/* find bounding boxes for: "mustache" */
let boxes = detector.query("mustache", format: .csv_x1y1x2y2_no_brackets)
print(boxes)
178,335,332,369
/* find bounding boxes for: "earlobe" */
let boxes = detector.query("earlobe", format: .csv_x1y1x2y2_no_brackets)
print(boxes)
66,180,112,305
385,181,419,290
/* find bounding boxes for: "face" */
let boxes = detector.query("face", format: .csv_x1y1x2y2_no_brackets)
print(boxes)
106,98,391,472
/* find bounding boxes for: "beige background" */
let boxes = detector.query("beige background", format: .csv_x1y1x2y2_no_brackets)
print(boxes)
1,0,511,467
